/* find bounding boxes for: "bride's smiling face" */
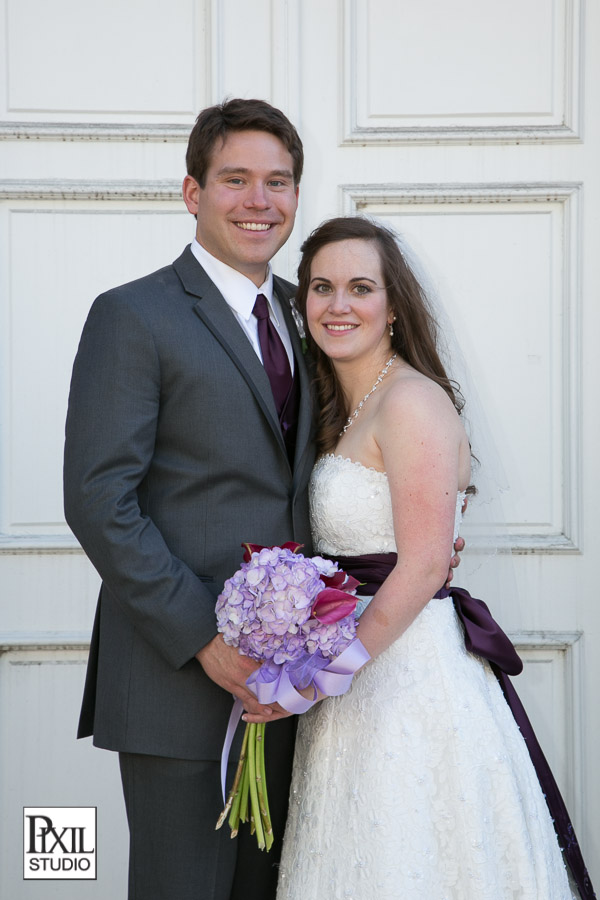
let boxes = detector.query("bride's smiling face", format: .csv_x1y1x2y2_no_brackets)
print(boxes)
306,238,394,365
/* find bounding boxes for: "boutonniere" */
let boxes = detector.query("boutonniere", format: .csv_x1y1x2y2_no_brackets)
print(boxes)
289,297,308,355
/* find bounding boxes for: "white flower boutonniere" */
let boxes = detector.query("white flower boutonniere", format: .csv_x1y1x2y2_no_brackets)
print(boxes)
289,297,307,354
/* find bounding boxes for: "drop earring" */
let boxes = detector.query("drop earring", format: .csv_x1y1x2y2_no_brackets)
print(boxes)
389,317,396,338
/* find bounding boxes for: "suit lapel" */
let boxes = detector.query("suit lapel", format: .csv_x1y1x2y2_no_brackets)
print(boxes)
174,247,315,478
174,248,286,455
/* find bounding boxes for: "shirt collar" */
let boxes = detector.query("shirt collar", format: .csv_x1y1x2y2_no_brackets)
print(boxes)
191,238,277,323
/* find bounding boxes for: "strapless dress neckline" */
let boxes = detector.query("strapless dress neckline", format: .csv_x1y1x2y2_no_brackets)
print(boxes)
310,452,466,559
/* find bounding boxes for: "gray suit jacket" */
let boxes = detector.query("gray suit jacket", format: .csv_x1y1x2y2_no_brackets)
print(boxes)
64,246,315,760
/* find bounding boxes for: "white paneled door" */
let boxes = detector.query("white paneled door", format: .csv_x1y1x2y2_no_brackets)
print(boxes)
1,1,598,896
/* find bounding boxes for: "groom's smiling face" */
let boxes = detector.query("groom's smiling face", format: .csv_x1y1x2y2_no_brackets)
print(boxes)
183,130,299,287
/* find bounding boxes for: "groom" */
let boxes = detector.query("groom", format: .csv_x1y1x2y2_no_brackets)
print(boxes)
64,99,315,900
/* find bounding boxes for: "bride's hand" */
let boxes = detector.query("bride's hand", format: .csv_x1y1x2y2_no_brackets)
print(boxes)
242,702,293,724
242,686,328,723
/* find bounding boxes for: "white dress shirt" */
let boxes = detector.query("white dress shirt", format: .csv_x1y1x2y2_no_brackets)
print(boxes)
190,238,295,372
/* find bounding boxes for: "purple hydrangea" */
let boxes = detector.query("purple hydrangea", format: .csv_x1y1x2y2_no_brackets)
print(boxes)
216,547,357,666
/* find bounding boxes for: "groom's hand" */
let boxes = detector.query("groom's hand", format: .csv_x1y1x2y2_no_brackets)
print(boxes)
446,536,465,588
445,495,468,588
196,635,285,718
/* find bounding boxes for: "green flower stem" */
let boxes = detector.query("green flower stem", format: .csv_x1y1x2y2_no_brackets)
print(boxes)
215,721,275,851
247,724,265,849
230,724,250,834
256,724,273,851
239,747,250,824
217,723,249,834
227,762,243,837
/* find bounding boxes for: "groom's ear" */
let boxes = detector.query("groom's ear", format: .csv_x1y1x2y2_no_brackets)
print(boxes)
182,175,201,220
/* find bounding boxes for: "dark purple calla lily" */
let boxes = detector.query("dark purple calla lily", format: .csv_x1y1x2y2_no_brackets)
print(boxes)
311,588,359,624
320,571,361,593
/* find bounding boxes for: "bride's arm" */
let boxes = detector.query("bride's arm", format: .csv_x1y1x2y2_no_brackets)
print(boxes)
356,378,466,660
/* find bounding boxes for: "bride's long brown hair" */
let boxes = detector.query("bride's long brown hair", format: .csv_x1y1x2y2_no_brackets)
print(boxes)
296,216,466,455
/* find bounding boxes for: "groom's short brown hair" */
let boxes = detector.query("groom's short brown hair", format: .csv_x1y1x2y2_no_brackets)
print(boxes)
186,98,304,188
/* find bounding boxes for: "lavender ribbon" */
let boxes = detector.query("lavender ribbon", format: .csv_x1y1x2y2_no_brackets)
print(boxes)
220,696,245,804
220,638,370,802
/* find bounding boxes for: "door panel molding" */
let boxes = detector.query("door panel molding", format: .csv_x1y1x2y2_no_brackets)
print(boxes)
342,0,582,144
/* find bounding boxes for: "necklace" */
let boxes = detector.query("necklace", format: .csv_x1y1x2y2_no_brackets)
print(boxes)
339,353,397,435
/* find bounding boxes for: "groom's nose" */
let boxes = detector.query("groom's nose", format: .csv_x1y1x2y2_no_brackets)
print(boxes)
243,181,270,209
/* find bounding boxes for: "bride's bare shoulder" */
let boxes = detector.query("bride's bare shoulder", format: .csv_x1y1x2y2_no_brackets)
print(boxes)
381,366,460,423
374,367,471,488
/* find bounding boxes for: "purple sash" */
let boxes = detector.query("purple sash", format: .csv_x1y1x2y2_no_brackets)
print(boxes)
334,552,595,900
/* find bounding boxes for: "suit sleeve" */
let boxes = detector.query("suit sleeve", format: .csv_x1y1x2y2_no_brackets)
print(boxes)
63,290,218,669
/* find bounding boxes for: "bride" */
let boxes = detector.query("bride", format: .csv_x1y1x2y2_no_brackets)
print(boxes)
275,217,590,899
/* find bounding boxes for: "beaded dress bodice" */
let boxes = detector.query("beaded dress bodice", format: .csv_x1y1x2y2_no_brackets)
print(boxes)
309,452,465,558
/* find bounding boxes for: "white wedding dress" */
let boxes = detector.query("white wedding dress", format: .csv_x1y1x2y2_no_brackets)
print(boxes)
277,453,574,900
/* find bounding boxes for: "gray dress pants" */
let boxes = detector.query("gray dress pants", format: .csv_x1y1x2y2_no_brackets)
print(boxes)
119,716,296,900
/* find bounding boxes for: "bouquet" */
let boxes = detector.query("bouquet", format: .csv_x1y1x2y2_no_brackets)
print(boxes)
215,542,368,850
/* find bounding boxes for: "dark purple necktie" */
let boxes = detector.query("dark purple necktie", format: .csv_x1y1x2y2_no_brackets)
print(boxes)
252,293,293,417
